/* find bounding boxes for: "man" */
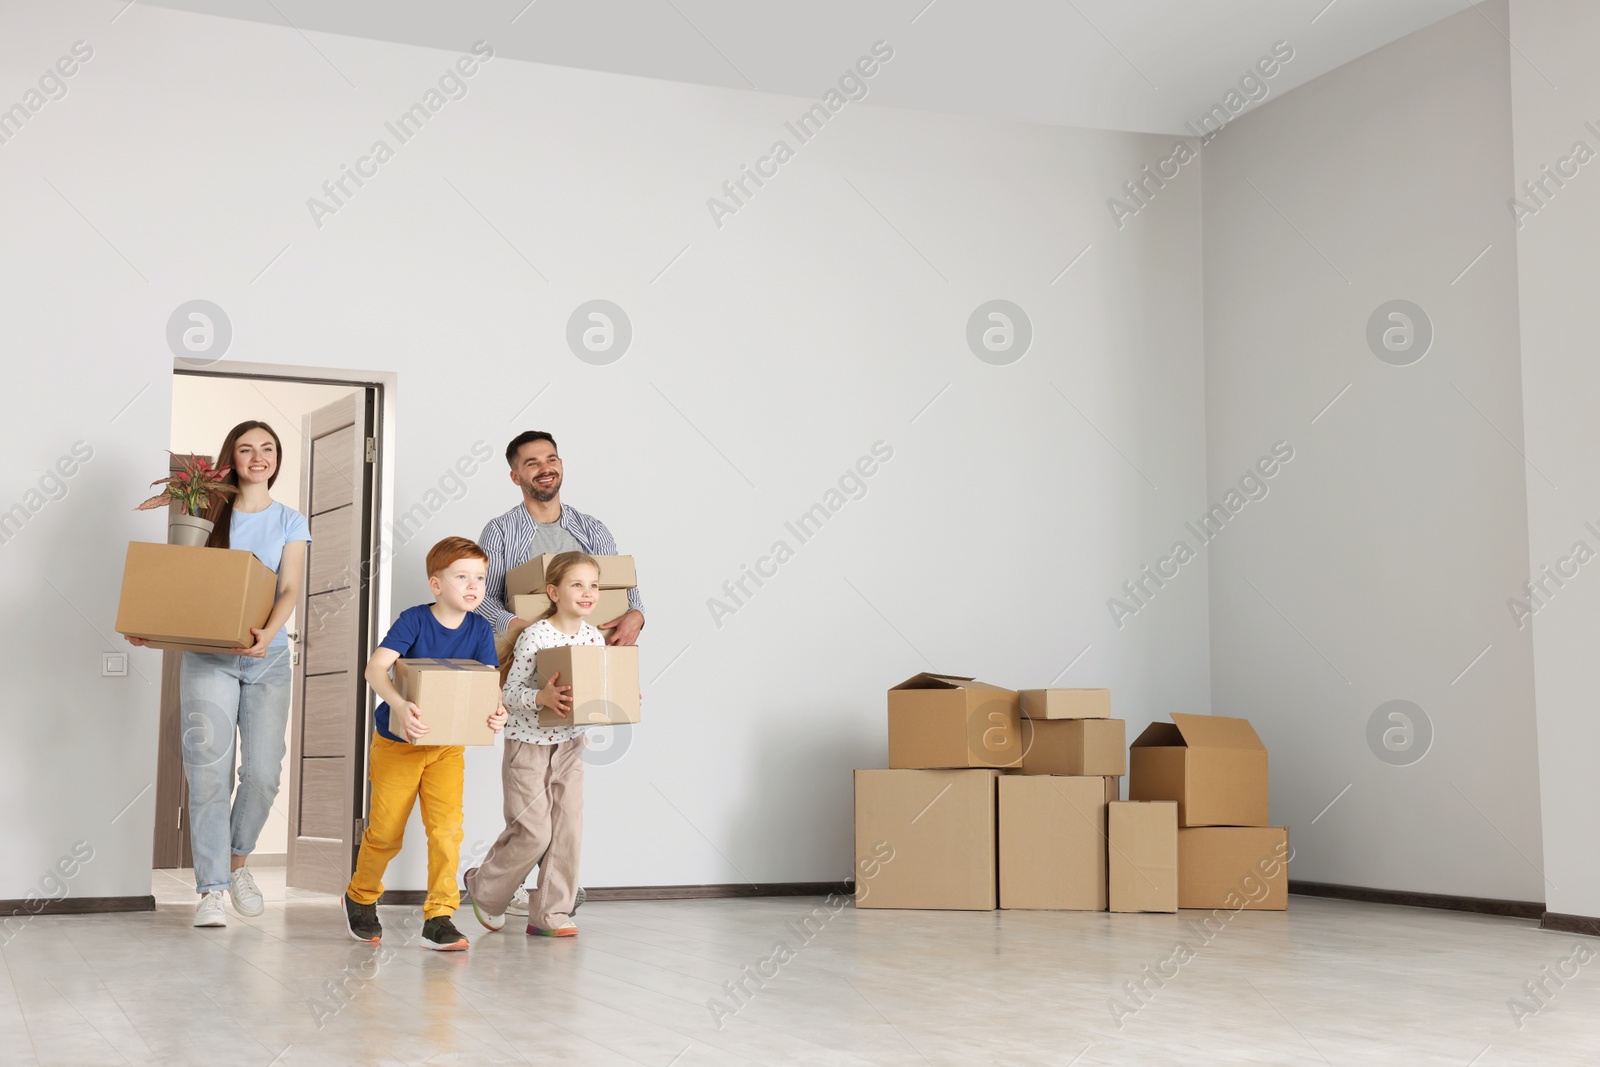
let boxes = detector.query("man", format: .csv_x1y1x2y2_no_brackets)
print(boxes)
475,430,645,918
477,430,645,647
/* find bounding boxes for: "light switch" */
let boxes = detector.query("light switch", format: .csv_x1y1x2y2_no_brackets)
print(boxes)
102,652,128,677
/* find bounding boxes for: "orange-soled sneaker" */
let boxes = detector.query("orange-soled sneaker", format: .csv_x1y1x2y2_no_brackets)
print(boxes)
528,921,577,938
421,916,469,951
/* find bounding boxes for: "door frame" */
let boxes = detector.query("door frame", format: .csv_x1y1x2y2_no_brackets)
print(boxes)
168,360,396,888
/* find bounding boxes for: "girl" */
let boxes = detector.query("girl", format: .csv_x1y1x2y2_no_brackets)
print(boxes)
466,551,601,937
128,421,309,928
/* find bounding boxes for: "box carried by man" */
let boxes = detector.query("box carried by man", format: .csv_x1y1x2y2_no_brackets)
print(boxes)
507,553,636,596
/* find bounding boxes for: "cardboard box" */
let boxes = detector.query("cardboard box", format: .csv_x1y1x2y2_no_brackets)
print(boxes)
887,673,1021,770
1129,713,1269,827
1019,688,1111,719
1108,801,1177,913
115,542,277,652
1019,718,1126,777
1106,776,1122,803
534,645,640,727
512,590,633,631
1178,827,1289,911
854,769,997,910
999,776,1107,910
392,658,500,746
506,553,637,596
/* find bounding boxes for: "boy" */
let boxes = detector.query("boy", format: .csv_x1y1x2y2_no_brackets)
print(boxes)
343,536,508,950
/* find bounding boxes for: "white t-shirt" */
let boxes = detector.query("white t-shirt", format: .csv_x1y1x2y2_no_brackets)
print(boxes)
502,618,605,745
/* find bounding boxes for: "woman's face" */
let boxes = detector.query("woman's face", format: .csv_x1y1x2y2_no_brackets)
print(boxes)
232,429,278,486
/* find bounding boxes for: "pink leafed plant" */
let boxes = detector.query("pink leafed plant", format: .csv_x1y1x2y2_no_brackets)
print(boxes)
135,453,237,517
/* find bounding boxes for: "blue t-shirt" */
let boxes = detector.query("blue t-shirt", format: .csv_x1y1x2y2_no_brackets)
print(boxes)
374,604,498,743
230,501,312,648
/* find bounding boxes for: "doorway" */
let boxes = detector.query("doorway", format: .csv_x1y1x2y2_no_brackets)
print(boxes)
153,363,392,898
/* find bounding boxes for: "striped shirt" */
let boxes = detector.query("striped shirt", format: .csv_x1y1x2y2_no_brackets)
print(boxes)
476,501,644,633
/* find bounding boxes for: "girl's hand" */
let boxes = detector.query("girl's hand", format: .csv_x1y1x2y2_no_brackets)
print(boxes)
232,628,271,658
487,704,508,732
400,702,430,742
538,671,572,718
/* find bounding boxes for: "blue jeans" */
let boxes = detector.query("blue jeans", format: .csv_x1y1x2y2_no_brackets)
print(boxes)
179,647,292,893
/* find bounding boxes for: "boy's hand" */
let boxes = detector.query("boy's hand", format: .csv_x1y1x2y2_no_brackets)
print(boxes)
400,702,430,742
487,703,508,732
538,671,572,718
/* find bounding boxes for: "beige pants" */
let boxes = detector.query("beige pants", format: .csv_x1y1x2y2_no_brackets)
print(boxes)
469,736,584,928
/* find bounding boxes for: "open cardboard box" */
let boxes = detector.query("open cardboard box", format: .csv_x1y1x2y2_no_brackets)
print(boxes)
115,542,277,652
1129,713,1269,827
887,673,1021,769
392,658,500,746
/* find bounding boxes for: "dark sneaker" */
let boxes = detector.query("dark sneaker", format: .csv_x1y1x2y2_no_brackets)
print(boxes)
421,916,469,951
344,894,381,943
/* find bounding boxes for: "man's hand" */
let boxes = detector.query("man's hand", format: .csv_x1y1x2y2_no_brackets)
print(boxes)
605,610,644,646
538,671,572,718
487,703,508,733
507,616,531,633
400,701,430,742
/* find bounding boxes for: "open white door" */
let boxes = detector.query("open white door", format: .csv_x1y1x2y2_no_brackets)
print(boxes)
286,391,375,893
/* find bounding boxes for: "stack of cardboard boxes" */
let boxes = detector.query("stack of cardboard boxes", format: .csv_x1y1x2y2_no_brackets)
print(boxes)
853,675,1287,913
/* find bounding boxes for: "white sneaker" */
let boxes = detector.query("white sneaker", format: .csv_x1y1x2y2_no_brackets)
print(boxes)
508,884,584,915
195,891,227,927
228,867,264,917
506,885,530,916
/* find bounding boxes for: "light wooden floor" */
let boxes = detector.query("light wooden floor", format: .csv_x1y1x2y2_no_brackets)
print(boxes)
0,868,1593,1065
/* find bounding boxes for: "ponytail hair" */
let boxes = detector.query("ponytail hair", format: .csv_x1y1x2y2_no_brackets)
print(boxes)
203,421,284,549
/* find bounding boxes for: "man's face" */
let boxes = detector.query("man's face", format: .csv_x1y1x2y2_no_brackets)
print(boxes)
511,441,563,503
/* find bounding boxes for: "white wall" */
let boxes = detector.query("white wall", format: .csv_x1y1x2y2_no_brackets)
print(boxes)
0,1,1209,898
170,374,361,858
1201,2,1545,900
1509,0,1600,920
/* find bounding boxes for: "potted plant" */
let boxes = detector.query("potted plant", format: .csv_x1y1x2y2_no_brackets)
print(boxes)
136,453,237,547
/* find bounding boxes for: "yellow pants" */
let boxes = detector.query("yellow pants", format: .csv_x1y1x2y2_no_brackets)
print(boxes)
346,735,465,919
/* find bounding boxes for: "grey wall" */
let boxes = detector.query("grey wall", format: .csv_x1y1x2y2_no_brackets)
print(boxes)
0,1,1210,898
1200,2,1545,900
1509,0,1600,921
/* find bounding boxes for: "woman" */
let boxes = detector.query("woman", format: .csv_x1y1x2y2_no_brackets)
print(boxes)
129,421,309,927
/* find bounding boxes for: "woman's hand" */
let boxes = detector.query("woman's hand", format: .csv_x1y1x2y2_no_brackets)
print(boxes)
537,671,572,718
231,628,271,658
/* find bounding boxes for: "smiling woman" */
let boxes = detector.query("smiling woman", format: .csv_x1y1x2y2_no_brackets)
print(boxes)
127,419,311,929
